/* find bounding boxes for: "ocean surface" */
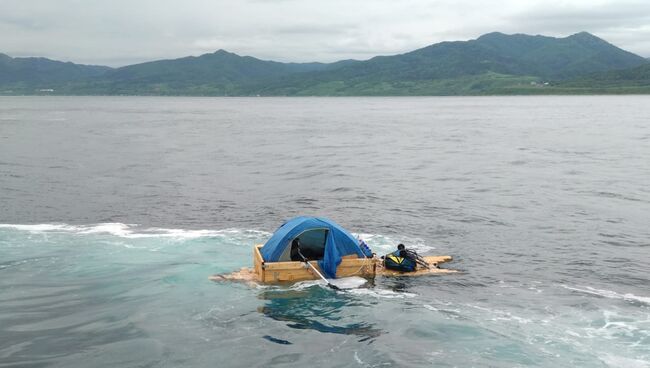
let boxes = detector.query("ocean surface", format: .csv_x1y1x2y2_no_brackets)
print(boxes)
1,96,649,367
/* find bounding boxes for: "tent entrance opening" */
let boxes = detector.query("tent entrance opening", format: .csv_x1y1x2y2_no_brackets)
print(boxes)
295,228,328,260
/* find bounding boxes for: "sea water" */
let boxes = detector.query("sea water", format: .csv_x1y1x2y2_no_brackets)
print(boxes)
1,96,649,367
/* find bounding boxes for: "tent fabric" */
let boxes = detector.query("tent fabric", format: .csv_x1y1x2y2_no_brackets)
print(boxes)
260,216,365,279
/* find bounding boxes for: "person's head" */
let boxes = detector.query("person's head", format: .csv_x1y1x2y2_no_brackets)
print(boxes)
397,243,405,250
292,238,300,248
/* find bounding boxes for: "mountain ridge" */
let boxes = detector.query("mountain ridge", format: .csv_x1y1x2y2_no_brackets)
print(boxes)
1,31,648,95
0,54,112,86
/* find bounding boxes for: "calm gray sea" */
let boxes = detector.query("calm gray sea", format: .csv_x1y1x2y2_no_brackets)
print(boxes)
1,96,649,367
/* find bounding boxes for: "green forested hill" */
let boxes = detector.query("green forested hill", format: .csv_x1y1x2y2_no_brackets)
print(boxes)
561,63,650,87
1,32,649,96
249,31,648,95
471,32,646,78
71,50,340,95
545,63,650,94
0,53,111,92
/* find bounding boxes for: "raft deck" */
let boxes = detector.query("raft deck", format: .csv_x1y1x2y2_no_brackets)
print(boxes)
209,245,456,284
377,255,457,277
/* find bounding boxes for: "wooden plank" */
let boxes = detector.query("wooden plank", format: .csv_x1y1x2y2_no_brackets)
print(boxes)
257,256,378,283
379,255,457,277
263,257,371,270
423,255,453,265
209,267,258,284
380,267,458,277
253,245,264,282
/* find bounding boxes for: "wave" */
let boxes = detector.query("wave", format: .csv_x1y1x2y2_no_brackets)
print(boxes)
287,276,369,291
346,286,417,299
598,354,650,368
353,232,437,254
0,223,437,259
562,285,650,306
0,223,270,239
281,277,416,298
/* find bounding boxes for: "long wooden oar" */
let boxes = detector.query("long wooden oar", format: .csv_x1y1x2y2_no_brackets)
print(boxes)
297,249,340,290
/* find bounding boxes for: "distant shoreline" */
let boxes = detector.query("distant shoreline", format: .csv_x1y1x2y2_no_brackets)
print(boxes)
2,93,649,97
2,32,649,97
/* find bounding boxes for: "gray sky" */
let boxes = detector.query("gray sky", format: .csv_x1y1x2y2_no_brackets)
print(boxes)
2,0,649,66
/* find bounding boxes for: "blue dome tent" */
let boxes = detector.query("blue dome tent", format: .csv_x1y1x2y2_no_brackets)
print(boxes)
260,216,365,279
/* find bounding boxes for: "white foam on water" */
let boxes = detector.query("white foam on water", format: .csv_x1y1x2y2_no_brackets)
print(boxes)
422,304,462,317
562,285,650,306
288,276,368,291
0,224,74,232
329,276,369,289
287,276,416,298
353,351,364,365
467,304,533,324
565,330,583,338
0,223,271,240
353,232,437,255
76,223,135,237
598,354,650,368
289,279,329,290
1,225,436,256
353,233,381,241
346,287,417,299
582,310,650,342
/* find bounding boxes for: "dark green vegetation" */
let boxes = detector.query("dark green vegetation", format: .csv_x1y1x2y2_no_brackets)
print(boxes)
2,32,649,96
555,63,650,92
0,53,110,93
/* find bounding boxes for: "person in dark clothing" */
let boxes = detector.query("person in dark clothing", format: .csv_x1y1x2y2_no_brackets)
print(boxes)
290,238,302,261
381,243,409,259
394,243,430,270
396,243,407,257
382,243,417,272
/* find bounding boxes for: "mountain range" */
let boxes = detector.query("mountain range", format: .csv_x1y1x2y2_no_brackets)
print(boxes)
1,32,649,96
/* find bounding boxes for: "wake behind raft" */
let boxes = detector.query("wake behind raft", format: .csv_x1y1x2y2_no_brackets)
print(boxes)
209,216,456,285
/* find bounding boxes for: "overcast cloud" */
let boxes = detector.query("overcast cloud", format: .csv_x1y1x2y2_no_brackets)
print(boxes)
1,0,649,66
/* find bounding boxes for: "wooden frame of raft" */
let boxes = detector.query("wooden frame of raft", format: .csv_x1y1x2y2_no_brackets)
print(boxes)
251,244,455,283
253,244,377,283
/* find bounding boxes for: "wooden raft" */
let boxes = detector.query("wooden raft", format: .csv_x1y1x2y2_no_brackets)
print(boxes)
209,245,455,284
378,255,457,277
